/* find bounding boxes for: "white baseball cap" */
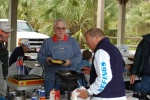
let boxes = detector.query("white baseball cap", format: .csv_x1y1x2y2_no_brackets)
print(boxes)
21,42,31,50
0,23,13,33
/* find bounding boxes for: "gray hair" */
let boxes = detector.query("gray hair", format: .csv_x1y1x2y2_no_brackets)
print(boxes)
85,28,104,37
53,18,67,27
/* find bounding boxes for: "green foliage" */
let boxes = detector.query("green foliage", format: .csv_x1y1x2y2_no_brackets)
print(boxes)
104,0,118,37
72,30,86,49
126,2,150,36
1,0,150,49
0,0,8,18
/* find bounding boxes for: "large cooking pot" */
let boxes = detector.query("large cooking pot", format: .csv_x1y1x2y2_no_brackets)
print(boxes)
55,70,84,100
55,70,84,91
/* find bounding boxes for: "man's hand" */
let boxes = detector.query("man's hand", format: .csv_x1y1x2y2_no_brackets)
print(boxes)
76,89,89,99
81,66,91,75
46,57,52,65
130,75,136,84
63,59,71,66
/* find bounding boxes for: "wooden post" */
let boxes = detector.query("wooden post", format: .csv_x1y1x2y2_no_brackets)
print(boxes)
117,0,129,45
97,0,105,31
8,0,18,52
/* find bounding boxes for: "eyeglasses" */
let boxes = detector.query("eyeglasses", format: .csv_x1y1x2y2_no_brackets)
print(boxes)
55,27,66,31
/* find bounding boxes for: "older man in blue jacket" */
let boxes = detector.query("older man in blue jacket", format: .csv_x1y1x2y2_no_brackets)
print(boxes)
37,18,82,96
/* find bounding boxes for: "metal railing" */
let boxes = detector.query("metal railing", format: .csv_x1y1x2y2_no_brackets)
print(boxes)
108,36,142,49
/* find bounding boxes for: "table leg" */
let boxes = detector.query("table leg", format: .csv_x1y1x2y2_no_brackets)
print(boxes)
67,79,71,100
21,90,26,100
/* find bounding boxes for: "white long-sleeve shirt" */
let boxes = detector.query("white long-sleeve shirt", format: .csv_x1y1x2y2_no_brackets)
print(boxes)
87,49,112,95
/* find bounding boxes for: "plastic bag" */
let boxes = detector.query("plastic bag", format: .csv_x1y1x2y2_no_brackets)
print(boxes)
71,86,91,100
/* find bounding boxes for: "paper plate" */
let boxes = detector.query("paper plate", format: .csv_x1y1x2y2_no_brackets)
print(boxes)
49,59,66,65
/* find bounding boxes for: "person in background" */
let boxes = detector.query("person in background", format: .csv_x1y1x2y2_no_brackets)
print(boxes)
81,49,92,65
130,34,150,100
77,28,126,100
0,24,13,99
76,50,92,71
9,42,31,75
37,18,82,96
9,41,31,67
76,49,92,87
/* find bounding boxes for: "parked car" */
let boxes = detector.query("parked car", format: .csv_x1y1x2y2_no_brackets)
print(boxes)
0,19,49,59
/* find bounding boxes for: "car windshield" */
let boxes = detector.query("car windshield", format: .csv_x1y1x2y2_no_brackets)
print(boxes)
17,22,35,32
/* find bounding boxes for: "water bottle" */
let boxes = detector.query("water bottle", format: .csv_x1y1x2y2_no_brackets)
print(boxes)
16,56,24,75
36,86,42,100
19,57,24,75
40,87,46,100
31,92,38,100
20,62,24,75
16,60,20,75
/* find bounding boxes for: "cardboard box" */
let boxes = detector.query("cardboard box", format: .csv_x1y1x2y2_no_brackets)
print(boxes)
8,77,44,86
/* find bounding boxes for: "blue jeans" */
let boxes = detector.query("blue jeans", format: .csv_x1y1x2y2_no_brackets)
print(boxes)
77,78,87,88
133,81,141,92
44,80,61,96
140,75,150,93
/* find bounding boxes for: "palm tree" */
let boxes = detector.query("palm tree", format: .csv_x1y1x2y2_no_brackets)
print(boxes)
17,0,44,32
0,0,8,18
126,2,150,36
36,0,97,48
35,0,119,48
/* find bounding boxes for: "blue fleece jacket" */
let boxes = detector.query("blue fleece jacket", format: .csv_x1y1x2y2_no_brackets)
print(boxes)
37,36,82,82
88,37,125,98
